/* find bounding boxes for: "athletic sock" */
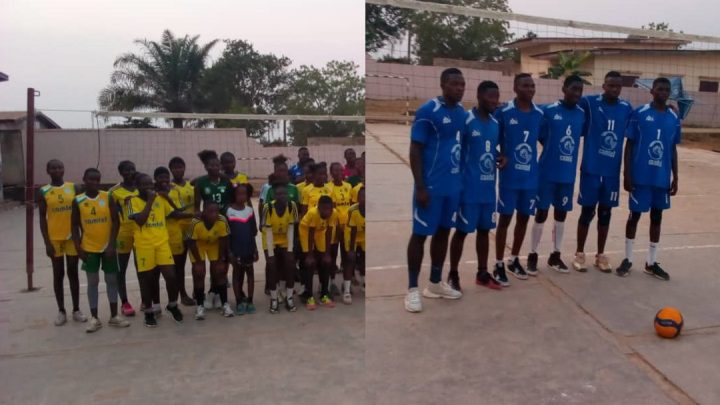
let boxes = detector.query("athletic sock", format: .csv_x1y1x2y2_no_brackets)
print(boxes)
218,286,228,304
343,280,351,294
152,303,160,312
647,242,658,265
553,220,565,252
530,222,544,253
286,288,294,298
429,265,442,284
278,280,286,291
625,238,635,262
270,289,278,300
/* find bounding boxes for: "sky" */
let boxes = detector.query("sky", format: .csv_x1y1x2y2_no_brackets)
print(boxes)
1,0,718,128
0,0,365,128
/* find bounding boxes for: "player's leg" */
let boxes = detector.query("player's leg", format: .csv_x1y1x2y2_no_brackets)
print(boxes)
101,253,127,328
423,195,462,300
84,257,102,333
303,251,318,310
448,203,476,292
173,243,194,306
329,242,341,297
266,250,280,313
507,190,534,280
547,184,572,273
51,252,68,325
243,260,256,314
494,212,513,287
282,250,298,311
575,172,600,272
617,187,648,277
191,258,207,320
643,189,671,281
529,182,554,274
139,268,158,327
318,249,336,308
596,175,620,272
342,237,355,304
116,229,136,316
64,245,84,320
210,260,234,317
405,191,440,312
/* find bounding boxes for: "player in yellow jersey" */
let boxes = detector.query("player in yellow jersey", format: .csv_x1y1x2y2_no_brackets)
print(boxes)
328,162,353,296
296,158,315,197
186,201,232,319
343,187,365,304
221,151,249,185
299,196,338,310
71,168,130,332
108,160,138,317
261,183,299,313
350,156,365,204
300,162,332,217
128,173,184,327
168,157,197,306
39,159,87,326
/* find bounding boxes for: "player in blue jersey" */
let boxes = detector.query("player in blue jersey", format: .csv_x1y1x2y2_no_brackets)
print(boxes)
527,75,585,274
616,78,680,281
447,81,506,292
493,73,544,285
405,68,466,313
573,71,634,273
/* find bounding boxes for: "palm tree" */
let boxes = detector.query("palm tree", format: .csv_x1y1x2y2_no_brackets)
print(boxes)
543,51,592,84
99,30,218,128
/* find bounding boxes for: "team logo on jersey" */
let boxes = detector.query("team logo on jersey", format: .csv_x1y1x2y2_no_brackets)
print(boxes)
99,199,106,208
450,131,461,173
514,143,533,169
553,114,563,121
509,118,519,125
599,131,618,157
64,187,72,194
559,134,575,160
442,116,452,124
472,129,481,137
646,115,654,122
204,187,211,194
648,140,664,163
479,152,495,176
219,186,227,193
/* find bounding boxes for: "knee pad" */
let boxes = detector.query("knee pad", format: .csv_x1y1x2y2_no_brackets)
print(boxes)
650,208,663,225
597,207,612,226
578,206,596,226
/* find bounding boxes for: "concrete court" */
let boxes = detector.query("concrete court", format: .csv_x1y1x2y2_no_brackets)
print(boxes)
0,209,365,404
365,123,720,405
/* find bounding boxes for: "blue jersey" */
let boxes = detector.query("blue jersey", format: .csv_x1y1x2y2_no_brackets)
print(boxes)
579,95,633,177
411,97,466,196
494,100,544,190
627,104,681,188
538,101,585,184
461,108,499,204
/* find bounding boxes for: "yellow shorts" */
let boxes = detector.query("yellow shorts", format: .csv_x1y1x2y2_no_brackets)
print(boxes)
299,228,328,253
344,236,365,252
51,240,77,258
168,229,185,256
189,242,221,263
134,243,174,272
116,226,134,254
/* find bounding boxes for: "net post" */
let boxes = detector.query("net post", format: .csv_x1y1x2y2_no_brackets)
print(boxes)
24,88,37,292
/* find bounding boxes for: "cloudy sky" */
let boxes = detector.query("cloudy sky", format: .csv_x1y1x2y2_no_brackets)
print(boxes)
1,0,718,128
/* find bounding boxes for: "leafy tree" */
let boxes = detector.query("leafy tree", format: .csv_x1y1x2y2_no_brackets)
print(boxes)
411,0,513,65
642,22,682,32
542,51,592,84
107,118,157,128
98,30,218,128
284,61,364,145
366,4,409,53
200,39,292,137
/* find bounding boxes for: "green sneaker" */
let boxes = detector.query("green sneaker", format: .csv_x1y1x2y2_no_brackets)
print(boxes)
246,303,256,314
236,302,247,315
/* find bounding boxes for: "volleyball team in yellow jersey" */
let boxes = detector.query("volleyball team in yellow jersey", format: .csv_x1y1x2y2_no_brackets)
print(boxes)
40,147,365,331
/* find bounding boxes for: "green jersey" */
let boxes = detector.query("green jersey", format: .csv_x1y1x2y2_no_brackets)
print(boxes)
196,175,232,213
266,183,300,205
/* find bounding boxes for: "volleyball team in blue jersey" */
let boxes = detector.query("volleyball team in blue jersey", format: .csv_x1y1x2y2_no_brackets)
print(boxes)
405,68,681,313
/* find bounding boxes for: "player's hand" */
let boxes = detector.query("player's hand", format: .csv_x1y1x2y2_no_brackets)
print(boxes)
668,103,679,114
45,243,55,258
414,186,430,209
104,245,115,259
623,176,634,192
496,154,508,170
670,178,678,196
78,249,88,262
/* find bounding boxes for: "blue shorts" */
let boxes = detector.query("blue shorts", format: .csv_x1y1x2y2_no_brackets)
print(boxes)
412,193,460,236
578,172,620,208
497,188,536,216
629,185,671,212
457,202,496,233
537,181,574,211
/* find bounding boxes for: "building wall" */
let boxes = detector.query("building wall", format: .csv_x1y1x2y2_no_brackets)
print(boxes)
26,128,363,185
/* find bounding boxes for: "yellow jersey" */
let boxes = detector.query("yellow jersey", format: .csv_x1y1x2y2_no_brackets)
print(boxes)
301,183,332,210
261,201,299,249
327,181,353,224
128,195,173,247
345,204,365,245
40,182,75,241
351,182,364,204
109,184,138,228
186,216,230,249
229,172,249,185
297,181,311,197
299,207,338,252
75,191,113,253
168,181,194,233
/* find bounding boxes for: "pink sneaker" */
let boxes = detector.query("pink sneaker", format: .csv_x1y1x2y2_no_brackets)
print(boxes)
122,302,136,317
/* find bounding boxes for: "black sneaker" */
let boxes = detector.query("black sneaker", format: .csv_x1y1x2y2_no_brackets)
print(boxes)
547,251,569,274
269,299,279,314
166,305,183,323
493,263,510,287
526,252,539,276
447,271,462,292
644,262,670,281
144,312,157,328
476,270,503,290
507,257,528,280
616,258,632,277
285,296,297,312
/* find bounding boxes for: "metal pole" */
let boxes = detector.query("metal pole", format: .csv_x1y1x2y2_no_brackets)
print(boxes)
25,88,36,292
283,120,287,145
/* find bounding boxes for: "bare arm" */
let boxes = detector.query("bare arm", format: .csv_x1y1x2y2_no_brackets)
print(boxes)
131,192,156,227
187,239,201,263
409,141,429,208
71,200,82,258
38,194,53,257
107,197,119,257
670,144,679,195
623,140,634,192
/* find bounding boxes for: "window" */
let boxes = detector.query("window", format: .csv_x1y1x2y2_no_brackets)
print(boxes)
621,75,639,88
699,80,719,93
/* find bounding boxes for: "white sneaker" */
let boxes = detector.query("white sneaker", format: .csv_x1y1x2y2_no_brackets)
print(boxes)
573,252,587,272
195,305,206,320
72,310,88,322
278,289,286,302
85,317,102,333
54,311,67,326
222,303,234,317
422,281,462,300
204,293,215,310
108,316,130,328
404,288,422,313
343,292,352,305
213,293,222,309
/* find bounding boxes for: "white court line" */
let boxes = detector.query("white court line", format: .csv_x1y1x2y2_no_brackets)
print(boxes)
366,244,720,271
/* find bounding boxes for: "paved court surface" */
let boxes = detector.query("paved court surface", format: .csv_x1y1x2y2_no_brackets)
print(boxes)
0,208,364,404
365,123,720,405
